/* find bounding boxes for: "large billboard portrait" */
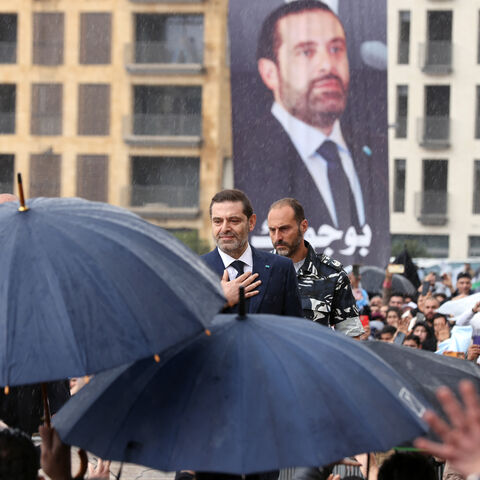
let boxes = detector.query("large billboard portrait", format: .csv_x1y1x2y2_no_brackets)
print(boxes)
229,0,389,266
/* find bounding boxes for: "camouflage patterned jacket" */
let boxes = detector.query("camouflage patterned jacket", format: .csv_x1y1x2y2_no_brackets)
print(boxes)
296,241,363,337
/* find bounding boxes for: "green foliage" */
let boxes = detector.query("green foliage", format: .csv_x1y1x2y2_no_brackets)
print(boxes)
391,238,429,258
171,229,211,255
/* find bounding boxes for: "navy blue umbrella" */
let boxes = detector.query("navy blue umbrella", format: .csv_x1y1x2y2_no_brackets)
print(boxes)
363,341,480,419
54,314,428,474
359,265,416,296
0,197,224,386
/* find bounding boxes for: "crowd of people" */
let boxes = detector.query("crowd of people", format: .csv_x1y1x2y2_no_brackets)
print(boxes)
2,189,480,480
351,265,480,362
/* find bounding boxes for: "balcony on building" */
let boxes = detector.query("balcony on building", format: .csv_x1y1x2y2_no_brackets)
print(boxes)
122,155,200,220
123,185,200,219
123,113,202,147
417,116,450,149
419,41,453,74
415,191,449,226
124,85,202,147
126,14,204,75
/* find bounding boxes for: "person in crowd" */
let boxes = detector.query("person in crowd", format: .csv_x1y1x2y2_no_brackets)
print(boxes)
421,297,440,327
0,424,109,480
413,295,426,323
412,321,437,351
434,292,448,306
414,380,480,479
369,295,383,315
0,427,39,480
377,452,436,480
388,293,404,309
432,313,451,343
348,270,369,313
69,377,90,396
467,344,480,363
448,272,474,301
369,316,386,339
0,193,17,203
403,334,421,349
267,197,363,337
202,189,302,318
455,300,480,327
418,272,451,297
385,307,401,328
378,325,397,343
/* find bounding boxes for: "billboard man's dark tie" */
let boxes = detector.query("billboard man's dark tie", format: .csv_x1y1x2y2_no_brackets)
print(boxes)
317,140,358,231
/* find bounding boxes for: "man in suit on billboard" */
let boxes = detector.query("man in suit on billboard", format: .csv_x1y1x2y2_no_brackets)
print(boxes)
236,0,386,262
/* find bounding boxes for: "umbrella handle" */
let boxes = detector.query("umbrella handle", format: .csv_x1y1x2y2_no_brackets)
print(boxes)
73,448,89,479
41,383,51,427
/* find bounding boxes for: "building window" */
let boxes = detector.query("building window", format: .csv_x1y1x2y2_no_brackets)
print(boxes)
469,237,480,257
474,161,480,214
395,85,408,138
131,156,199,208
33,13,64,66
0,154,14,192
420,86,450,147
0,14,17,63
31,84,62,135
393,159,406,213
475,87,480,139
422,10,452,73
80,13,111,65
30,152,61,197
77,155,108,202
418,159,448,221
0,84,15,134
134,14,203,64
78,84,110,136
478,11,480,64
397,11,410,64
133,86,201,136
392,234,449,258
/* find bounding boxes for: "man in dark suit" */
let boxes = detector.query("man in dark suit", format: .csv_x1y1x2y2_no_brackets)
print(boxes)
234,0,388,264
174,190,301,480
203,189,302,317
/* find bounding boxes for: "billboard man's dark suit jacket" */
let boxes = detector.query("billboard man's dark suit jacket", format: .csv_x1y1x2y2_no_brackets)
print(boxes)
233,110,390,266
202,246,303,317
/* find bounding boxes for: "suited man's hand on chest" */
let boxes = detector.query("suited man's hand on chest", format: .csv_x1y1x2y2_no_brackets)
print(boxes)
221,270,261,307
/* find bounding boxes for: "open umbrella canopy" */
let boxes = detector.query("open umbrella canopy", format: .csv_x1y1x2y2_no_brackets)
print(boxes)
359,265,416,296
363,341,480,419
54,314,428,474
0,197,224,386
